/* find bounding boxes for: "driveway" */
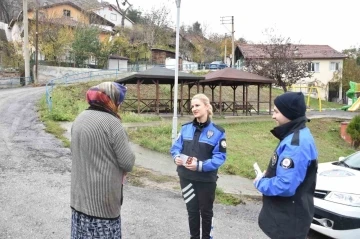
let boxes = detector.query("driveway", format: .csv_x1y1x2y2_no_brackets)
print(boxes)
0,87,337,238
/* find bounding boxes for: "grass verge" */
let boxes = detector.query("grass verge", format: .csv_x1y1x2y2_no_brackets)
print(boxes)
128,118,355,179
215,187,245,206
128,167,244,206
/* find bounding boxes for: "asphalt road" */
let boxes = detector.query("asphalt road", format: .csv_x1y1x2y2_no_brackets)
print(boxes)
0,86,332,239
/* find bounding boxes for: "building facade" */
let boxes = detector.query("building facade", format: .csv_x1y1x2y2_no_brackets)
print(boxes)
235,44,347,101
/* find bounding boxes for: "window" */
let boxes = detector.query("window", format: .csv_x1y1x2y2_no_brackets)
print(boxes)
110,13,117,21
308,62,320,72
63,9,71,17
330,62,340,71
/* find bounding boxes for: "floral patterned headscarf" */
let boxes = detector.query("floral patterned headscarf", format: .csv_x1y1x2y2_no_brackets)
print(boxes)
86,82,127,119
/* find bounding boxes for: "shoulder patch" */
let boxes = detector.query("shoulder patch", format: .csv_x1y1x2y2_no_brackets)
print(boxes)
290,131,300,146
213,124,225,133
280,158,294,169
219,139,226,152
182,121,193,126
271,152,278,166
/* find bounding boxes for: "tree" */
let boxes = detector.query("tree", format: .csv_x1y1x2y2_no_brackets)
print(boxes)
342,58,360,90
115,0,133,29
72,27,101,67
188,21,203,35
342,48,360,91
141,5,172,49
0,0,22,23
28,17,74,65
245,31,313,92
126,7,142,24
237,37,247,44
0,0,11,23
0,40,24,72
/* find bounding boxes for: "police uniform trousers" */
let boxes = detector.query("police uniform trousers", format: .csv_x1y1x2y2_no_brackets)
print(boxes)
180,177,216,239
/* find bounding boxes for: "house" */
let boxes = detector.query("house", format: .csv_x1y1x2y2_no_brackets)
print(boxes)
151,48,183,70
235,44,347,101
5,1,116,67
26,1,115,42
91,2,134,28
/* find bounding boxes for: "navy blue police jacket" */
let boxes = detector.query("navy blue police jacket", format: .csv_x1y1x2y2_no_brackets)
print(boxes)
170,118,227,182
254,116,318,239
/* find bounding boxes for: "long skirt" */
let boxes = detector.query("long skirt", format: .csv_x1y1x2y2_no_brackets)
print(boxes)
71,209,121,239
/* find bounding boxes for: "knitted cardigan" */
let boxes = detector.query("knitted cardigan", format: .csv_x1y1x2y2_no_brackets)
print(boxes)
70,110,135,218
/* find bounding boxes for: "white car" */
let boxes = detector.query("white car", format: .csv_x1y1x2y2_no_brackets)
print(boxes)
311,151,360,239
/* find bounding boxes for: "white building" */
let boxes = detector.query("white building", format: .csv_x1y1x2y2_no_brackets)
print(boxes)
107,55,129,71
235,44,347,101
92,3,134,28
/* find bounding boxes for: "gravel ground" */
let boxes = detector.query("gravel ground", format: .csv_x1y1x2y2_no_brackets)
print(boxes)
0,86,331,239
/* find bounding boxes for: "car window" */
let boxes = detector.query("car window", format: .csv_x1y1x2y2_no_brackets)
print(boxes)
344,151,360,168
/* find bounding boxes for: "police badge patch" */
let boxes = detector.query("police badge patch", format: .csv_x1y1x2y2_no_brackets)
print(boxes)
219,139,226,152
207,130,214,139
280,158,294,169
271,153,278,166
221,140,226,148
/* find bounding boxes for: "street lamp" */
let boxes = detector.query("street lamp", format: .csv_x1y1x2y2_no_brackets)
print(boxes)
172,0,181,144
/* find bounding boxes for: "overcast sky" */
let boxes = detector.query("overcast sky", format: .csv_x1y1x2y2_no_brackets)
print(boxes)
106,0,359,52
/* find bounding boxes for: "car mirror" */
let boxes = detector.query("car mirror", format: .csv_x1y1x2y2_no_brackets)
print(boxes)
338,156,345,161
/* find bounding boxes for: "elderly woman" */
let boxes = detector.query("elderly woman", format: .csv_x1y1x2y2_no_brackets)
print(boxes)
70,82,135,238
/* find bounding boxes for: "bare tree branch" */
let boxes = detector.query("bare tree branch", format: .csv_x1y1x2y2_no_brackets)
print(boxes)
245,30,313,92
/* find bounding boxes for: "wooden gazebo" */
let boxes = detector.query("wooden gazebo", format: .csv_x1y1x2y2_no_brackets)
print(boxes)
199,68,276,116
115,67,204,115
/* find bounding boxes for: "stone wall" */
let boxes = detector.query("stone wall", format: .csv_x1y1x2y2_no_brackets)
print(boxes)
37,65,133,85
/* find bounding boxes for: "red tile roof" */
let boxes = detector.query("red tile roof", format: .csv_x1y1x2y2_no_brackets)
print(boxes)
200,68,275,85
238,44,347,60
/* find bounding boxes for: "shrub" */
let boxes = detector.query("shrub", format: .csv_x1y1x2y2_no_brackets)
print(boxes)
346,115,360,148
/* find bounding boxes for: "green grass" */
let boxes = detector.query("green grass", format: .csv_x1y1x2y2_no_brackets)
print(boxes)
38,81,163,146
37,81,353,179
215,187,245,205
128,118,356,179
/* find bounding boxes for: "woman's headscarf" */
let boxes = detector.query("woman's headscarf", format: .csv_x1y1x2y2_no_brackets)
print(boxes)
86,82,127,119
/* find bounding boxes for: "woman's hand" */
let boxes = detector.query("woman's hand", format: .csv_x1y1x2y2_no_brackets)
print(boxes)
184,157,198,171
174,157,183,166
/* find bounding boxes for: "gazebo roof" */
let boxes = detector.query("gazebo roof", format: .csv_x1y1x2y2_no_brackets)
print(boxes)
115,67,204,84
200,68,275,85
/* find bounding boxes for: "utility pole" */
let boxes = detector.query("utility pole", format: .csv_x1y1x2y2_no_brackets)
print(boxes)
35,8,38,84
23,0,30,84
220,16,235,67
172,0,181,144
231,16,235,68
224,33,227,63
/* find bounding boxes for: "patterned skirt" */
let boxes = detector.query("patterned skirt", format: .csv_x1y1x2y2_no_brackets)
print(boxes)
71,209,121,239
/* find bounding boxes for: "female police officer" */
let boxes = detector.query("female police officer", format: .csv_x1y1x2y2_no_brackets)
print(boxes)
170,93,227,239
254,92,318,239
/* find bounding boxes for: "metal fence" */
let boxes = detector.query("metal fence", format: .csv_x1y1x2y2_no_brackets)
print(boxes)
0,76,32,89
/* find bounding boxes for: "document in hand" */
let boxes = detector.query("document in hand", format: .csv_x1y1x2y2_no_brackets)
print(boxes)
180,154,194,165
253,162,263,179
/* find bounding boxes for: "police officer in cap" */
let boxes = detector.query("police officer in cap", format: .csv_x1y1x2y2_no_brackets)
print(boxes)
254,91,318,239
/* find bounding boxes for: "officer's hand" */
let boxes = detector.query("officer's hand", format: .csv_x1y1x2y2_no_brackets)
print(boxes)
253,170,266,184
174,157,183,166
184,157,198,171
